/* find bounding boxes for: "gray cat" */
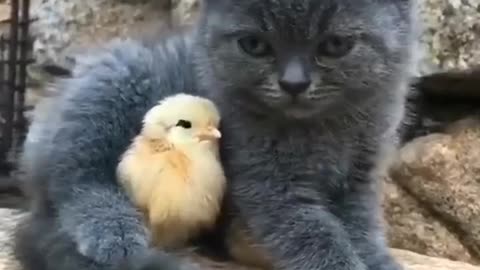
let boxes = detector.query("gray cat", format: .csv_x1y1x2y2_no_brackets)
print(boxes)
14,1,419,270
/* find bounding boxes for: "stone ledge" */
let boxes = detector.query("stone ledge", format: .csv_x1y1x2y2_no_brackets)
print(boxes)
1,208,479,270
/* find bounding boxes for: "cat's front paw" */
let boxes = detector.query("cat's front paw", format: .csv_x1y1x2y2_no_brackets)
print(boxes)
74,220,150,265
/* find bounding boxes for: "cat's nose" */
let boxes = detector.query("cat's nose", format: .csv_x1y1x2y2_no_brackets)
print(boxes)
278,61,311,96
279,79,311,96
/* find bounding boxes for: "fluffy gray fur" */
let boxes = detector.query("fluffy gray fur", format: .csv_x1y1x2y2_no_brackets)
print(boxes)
14,1,419,270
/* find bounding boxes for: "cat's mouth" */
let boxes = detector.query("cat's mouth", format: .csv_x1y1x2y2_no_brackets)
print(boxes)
283,104,318,118
272,92,341,118
264,94,334,118
241,89,339,119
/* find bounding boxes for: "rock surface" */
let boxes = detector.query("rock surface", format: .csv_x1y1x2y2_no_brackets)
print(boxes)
387,118,480,264
382,174,476,263
392,249,480,270
418,0,480,73
30,0,170,68
0,208,479,270
0,208,26,270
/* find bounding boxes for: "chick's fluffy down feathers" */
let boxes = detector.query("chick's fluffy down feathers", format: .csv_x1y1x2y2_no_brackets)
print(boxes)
117,95,226,248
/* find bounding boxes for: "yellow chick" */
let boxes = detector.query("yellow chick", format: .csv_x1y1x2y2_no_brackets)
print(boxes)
116,93,226,249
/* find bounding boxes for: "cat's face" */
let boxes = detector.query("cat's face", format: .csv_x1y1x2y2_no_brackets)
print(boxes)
196,0,416,119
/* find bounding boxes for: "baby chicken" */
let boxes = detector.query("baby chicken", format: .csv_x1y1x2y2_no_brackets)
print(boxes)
117,93,226,249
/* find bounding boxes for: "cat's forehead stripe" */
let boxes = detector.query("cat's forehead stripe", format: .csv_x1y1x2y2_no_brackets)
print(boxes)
244,0,339,40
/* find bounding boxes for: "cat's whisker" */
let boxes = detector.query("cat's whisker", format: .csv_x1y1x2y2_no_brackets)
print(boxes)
307,87,341,100
259,87,283,98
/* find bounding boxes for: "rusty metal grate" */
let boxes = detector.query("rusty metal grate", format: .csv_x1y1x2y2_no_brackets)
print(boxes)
0,0,34,171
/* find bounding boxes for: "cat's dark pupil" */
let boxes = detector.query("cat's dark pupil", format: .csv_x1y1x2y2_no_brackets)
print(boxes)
176,119,192,129
238,36,271,57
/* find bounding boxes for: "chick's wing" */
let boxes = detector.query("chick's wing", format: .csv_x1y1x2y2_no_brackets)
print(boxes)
117,137,190,210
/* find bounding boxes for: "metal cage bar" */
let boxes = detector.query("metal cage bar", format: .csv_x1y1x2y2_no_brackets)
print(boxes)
0,0,33,171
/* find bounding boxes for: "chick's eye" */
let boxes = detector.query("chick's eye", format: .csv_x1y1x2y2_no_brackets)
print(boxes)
317,34,355,58
238,36,272,57
176,120,192,129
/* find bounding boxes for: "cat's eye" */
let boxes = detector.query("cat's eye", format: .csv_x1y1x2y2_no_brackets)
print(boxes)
176,120,192,129
237,36,272,58
317,34,355,58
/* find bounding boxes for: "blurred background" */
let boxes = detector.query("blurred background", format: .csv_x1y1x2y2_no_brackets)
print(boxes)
0,0,479,269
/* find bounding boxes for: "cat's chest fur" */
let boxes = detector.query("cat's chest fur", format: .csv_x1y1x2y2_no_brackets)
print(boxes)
219,118,356,195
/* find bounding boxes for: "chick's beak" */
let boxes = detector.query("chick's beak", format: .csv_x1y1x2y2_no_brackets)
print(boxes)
196,126,222,141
